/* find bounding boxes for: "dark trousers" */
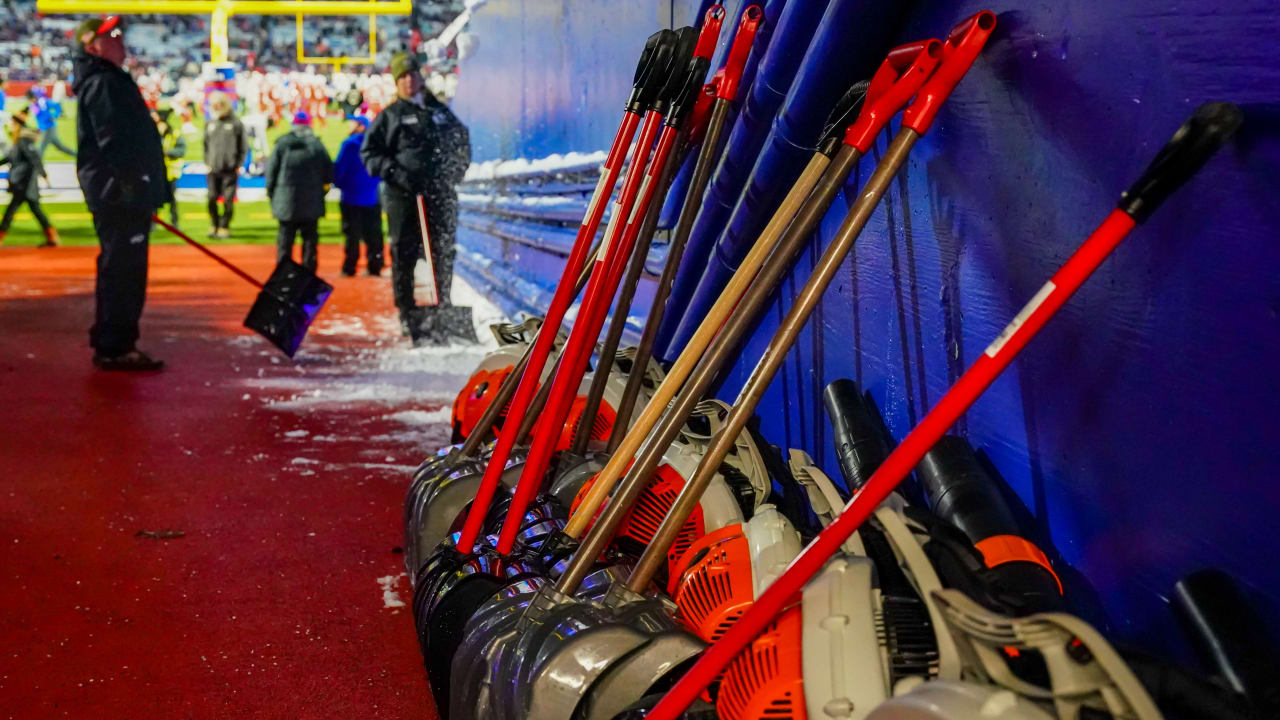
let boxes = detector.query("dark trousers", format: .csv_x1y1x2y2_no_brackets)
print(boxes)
0,192,51,232
163,179,180,227
277,219,319,271
89,207,151,356
206,170,238,229
384,189,457,315
38,129,75,157
340,202,384,275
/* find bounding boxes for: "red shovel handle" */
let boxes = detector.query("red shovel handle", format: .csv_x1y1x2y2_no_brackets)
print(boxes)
716,5,763,101
453,111,644,555
693,5,725,60
902,10,998,135
152,215,264,289
644,101,1240,720
843,39,944,153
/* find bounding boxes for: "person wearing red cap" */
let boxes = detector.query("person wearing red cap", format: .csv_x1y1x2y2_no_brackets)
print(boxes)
72,15,171,371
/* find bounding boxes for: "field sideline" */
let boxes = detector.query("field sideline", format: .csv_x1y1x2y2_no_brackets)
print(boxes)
23,99,355,162
0,200,354,247
0,100,375,248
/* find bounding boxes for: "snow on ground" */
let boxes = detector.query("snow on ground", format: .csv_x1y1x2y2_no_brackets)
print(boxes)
240,267,506,464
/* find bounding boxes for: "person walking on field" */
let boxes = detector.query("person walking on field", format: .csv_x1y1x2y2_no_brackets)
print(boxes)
360,52,471,339
266,111,333,272
152,100,186,228
203,92,245,239
27,87,75,158
0,110,58,247
334,114,383,276
72,15,171,371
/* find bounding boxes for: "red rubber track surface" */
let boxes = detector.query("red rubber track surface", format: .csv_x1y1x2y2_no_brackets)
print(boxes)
0,245,442,719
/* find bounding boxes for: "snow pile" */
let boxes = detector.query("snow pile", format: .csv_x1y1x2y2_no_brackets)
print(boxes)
377,574,407,609
386,408,453,426
463,150,607,182
243,271,507,483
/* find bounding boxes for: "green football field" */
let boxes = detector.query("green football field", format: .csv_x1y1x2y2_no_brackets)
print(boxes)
0,200,350,247
2,99,362,247
29,99,355,162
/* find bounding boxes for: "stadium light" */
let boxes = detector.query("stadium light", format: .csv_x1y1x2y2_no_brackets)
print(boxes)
37,0,410,64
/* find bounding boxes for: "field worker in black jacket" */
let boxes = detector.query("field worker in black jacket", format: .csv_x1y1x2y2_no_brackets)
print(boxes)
0,110,58,247
360,52,471,337
73,16,171,372
204,91,246,239
266,111,333,272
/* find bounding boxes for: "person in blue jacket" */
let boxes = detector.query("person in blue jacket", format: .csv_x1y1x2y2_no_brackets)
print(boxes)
26,87,75,158
334,114,383,276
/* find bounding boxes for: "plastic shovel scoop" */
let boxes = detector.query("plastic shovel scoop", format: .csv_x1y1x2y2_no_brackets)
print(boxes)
405,193,480,346
153,216,332,357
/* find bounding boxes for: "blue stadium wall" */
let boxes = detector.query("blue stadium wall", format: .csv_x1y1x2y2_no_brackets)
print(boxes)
449,0,1280,664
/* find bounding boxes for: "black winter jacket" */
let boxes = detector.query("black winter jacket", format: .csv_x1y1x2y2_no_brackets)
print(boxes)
360,93,470,199
266,127,333,223
71,52,171,212
204,114,246,173
1,131,45,199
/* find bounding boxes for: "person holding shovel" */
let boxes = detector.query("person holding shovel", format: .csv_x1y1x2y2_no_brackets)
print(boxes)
0,109,58,247
72,15,170,371
360,51,471,341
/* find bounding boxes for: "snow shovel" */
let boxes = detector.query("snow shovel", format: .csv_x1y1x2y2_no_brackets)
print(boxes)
645,97,1242,720
433,72,737,715
435,14,752,712
402,22,686,579
409,28,693,715
416,32,700,713
405,193,480,345
153,216,331,358
442,27,681,575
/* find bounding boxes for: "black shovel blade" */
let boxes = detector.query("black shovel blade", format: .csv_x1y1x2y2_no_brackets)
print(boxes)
243,259,333,357
406,305,480,346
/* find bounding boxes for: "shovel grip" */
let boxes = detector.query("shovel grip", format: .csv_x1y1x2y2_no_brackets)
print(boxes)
843,39,943,153
1119,102,1243,223
900,10,997,135
630,29,679,113
693,5,725,60
716,5,762,101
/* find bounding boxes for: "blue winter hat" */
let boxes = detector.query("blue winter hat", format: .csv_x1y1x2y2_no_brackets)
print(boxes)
292,111,311,126
346,114,369,128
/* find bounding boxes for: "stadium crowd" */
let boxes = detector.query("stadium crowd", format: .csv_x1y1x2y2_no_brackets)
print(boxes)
0,0,466,79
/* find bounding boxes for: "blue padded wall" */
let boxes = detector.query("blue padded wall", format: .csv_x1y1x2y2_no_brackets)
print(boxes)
449,0,1280,665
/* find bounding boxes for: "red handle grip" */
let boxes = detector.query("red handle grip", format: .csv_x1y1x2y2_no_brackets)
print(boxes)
694,5,725,60
716,4,763,101
902,10,997,135
843,39,943,153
